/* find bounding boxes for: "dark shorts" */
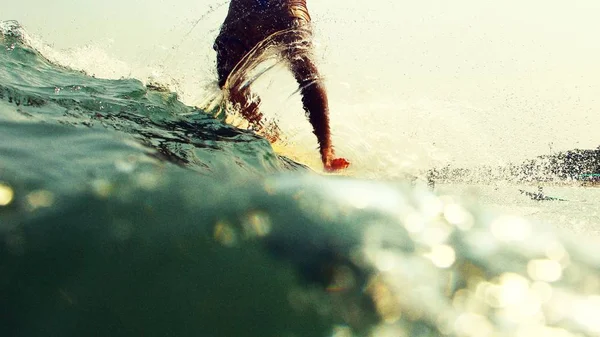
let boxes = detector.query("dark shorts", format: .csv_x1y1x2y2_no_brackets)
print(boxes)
214,18,312,88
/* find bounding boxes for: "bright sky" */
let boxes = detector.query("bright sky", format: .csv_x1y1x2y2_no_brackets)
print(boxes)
3,0,600,170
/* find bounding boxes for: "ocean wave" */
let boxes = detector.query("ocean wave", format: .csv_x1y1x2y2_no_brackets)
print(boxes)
1,20,600,337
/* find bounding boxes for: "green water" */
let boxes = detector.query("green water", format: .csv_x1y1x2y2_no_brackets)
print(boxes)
0,20,331,336
2,20,600,337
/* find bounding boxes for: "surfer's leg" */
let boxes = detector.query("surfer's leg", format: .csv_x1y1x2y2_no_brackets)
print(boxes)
228,87,263,126
287,47,349,171
214,36,248,88
279,19,349,171
214,36,264,127
288,56,332,160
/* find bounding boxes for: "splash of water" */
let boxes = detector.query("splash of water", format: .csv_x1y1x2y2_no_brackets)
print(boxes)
3,18,600,337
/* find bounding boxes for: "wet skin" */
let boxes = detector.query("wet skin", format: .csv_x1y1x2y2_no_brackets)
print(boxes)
214,0,350,171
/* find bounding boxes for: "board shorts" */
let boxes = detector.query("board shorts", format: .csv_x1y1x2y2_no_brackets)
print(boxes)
214,6,312,88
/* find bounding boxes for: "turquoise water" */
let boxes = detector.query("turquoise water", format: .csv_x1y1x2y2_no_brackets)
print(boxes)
2,20,600,337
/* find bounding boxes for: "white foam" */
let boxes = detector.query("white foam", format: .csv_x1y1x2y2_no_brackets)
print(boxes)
5,0,599,179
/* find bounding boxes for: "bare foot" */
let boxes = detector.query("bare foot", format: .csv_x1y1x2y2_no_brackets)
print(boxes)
324,158,350,172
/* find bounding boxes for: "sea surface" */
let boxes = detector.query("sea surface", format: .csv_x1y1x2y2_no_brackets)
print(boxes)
2,20,600,337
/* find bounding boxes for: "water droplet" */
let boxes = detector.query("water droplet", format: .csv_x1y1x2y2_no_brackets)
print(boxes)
425,244,456,269
115,158,136,173
530,281,553,303
331,325,353,337
370,324,406,337
545,241,568,262
214,221,237,247
242,211,271,237
137,172,159,190
0,183,15,206
486,273,529,308
91,179,113,198
368,277,401,324
528,259,563,283
420,223,452,245
26,190,54,210
403,211,425,233
444,203,474,230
